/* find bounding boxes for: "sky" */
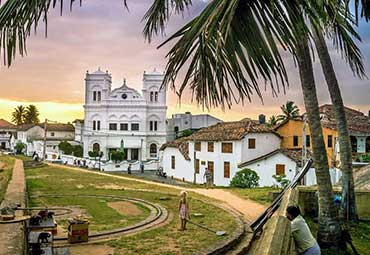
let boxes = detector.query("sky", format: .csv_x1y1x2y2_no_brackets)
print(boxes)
0,0,369,123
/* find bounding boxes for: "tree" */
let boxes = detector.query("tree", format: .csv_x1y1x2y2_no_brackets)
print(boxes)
266,115,278,128
11,105,26,125
230,168,259,188
14,142,25,154
272,174,291,188
312,28,359,221
179,129,195,138
111,150,125,162
58,140,73,155
277,101,300,122
24,105,40,124
88,151,99,158
73,145,83,158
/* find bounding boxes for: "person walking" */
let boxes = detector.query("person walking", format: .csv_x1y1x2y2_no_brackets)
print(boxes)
178,191,189,231
140,161,144,174
203,168,213,189
127,163,132,175
286,206,321,255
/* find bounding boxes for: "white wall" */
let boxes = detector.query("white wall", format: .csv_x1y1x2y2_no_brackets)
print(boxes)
241,133,281,163
162,147,193,182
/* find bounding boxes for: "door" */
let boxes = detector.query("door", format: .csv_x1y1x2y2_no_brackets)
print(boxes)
207,161,214,184
1,142,6,150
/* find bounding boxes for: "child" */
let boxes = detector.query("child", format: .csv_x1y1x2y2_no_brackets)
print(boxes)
178,191,189,231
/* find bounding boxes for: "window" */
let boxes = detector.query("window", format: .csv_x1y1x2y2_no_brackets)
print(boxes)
120,123,128,131
224,162,230,178
150,121,158,131
306,135,311,147
123,148,128,160
195,159,200,174
131,123,139,131
171,156,175,169
150,144,157,158
97,121,100,131
248,138,256,149
93,143,100,152
93,121,96,131
328,135,333,148
109,123,117,131
222,142,233,153
208,142,214,152
150,92,154,102
50,132,55,137
276,164,285,175
293,136,299,147
97,91,101,101
207,161,214,174
155,92,158,102
131,149,139,160
195,142,201,151
93,91,97,101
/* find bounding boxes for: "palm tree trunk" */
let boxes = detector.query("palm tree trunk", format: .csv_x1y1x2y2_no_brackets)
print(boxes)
296,34,341,247
312,27,358,222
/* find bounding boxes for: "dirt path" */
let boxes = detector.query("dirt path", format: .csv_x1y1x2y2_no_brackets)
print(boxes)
0,159,26,255
50,163,266,223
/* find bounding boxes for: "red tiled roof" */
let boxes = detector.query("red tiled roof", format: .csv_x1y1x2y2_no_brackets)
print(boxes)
160,137,190,160
0,119,16,129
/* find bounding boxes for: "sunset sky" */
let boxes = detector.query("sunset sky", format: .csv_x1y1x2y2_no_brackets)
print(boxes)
0,0,369,123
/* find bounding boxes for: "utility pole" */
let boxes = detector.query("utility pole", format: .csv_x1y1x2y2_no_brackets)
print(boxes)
43,119,48,160
193,138,196,184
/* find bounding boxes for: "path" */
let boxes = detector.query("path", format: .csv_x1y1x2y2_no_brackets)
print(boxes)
50,163,266,223
0,159,26,255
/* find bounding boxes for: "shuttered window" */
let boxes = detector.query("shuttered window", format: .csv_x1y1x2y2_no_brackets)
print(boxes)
171,156,175,169
208,142,214,152
208,161,214,173
221,143,233,153
248,138,256,149
328,135,333,148
276,164,285,175
306,135,311,147
195,142,201,151
293,136,299,147
195,159,200,174
224,162,230,178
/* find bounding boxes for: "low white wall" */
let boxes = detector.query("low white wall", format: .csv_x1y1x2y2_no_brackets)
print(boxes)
161,147,193,182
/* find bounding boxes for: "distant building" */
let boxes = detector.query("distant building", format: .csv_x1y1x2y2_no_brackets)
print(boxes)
81,68,167,161
0,119,16,150
166,112,223,141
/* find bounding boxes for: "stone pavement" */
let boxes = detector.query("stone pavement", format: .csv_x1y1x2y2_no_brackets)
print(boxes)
0,159,26,255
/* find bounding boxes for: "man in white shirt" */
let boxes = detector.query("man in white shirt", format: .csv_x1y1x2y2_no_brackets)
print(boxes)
286,205,321,255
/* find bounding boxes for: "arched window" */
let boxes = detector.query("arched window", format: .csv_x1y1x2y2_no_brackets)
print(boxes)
150,143,157,158
93,143,100,152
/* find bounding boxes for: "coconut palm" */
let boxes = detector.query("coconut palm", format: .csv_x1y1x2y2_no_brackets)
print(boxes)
277,101,300,122
24,105,40,124
266,115,278,128
11,105,26,125
0,0,368,247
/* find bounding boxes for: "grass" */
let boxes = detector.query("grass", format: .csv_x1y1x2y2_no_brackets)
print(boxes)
306,217,370,255
227,187,281,205
0,155,15,203
26,165,238,255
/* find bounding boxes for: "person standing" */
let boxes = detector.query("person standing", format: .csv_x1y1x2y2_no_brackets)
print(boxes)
204,168,213,189
178,191,189,231
127,163,132,175
286,206,321,255
140,161,144,174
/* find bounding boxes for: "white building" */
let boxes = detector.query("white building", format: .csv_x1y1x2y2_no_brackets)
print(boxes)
166,112,223,141
81,68,167,161
161,119,289,186
0,119,16,150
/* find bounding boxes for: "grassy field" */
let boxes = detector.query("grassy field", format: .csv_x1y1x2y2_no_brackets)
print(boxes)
0,154,15,203
227,187,281,205
26,165,238,255
306,217,370,255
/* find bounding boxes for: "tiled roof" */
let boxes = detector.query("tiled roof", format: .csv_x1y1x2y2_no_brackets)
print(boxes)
238,148,311,168
40,123,75,132
17,124,37,131
186,118,280,142
160,137,190,160
319,104,370,133
0,119,16,129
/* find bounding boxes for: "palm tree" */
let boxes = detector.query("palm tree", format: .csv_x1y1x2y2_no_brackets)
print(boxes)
266,115,278,128
11,105,26,125
312,28,359,222
24,105,40,124
277,101,300,122
0,0,367,247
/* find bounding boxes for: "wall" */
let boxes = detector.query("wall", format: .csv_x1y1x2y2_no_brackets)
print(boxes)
241,133,281,163
162,147,193,181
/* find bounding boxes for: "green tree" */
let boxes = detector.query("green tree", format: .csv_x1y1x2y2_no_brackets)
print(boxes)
73,145,83,158
24,105,40,124
58,140,73,155
88,151,99,158
277,101,300,122
266,115,278,128
230,168,259,188
14,142,25,154
179,129,195,138
11,105,26,125
272,174,290,188
111,150,125,163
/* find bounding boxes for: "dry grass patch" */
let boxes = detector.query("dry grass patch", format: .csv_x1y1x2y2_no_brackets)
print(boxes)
107,201,143,216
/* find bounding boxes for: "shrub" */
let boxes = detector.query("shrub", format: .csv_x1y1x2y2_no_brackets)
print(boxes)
15,142,25,154
88,151,99,158
361,153,370,163
230,168,259,188
272,174,291,188
58,141,73,155
111,150,125,162
73,145,83,158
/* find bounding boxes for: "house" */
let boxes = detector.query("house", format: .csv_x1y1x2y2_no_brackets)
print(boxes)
275,104,370,167
0,119,17,150
81,68,167,161
166,112,223,141
161,118,286,186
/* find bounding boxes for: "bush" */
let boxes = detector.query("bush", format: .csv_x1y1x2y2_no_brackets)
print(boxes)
361,153,370,163
73,145,83,158
58,141,73,155
111,150,125,162
230,168,259,188
88,151,99,158
272,174,291,188
15,142,25,154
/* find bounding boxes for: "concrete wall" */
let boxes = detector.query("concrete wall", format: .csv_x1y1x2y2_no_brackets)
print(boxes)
162,147,193,181
241,133,281,163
